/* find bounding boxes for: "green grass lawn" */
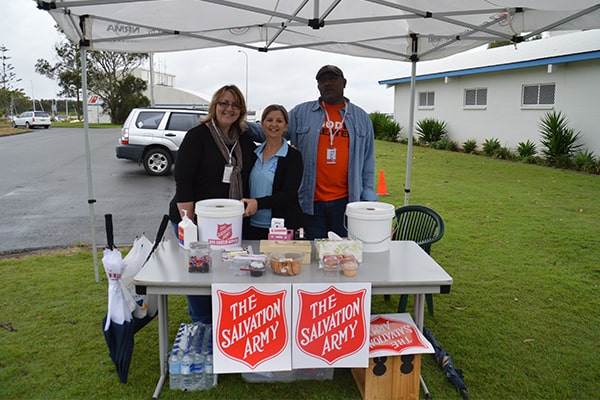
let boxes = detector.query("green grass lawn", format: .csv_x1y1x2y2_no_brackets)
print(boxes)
1,141,599,399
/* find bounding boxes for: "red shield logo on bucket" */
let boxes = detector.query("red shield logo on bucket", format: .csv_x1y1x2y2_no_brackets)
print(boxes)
296,286,367,364
216,287,288,369
217,223,232,240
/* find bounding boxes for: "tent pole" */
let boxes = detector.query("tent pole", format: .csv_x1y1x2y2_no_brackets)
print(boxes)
81,47,100,283
149,53,155,106
404,58,417,206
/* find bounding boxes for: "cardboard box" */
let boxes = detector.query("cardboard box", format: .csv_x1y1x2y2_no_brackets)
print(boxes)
259,240,312,264
268,229,295,241
242,368,334,383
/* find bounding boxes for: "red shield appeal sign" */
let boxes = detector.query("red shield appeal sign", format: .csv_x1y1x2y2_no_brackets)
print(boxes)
212,284,292,373
368,314,434,357
293,283,371,368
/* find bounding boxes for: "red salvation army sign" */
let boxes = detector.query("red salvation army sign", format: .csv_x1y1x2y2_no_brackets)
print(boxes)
293,283,371,368
368,314,434,357
213,284,292,373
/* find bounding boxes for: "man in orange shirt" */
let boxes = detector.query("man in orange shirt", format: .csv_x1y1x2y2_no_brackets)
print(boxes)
286,65,378,239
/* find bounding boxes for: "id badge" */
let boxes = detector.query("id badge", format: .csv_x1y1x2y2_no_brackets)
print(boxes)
326,147,337,164
222,164,234,183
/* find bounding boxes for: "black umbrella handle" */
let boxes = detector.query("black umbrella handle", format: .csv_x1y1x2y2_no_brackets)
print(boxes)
154,215,170,249
105,214,115,250
145,215,171,264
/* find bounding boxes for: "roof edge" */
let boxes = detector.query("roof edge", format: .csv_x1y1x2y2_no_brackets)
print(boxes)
379,50,600,85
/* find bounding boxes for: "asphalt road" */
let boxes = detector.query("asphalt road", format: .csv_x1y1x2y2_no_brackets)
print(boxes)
0,127,177,254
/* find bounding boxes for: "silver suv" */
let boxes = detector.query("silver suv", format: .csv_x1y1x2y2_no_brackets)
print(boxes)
116,107,207,176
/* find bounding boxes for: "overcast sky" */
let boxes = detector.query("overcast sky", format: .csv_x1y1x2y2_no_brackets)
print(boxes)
3,0,410,114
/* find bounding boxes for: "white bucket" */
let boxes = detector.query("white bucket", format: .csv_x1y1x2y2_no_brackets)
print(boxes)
195,199,244,250
345,201,395,253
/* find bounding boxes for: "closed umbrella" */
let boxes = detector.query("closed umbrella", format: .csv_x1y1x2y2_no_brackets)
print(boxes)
102,214,135,383
423,326,470,400
102,214,170,383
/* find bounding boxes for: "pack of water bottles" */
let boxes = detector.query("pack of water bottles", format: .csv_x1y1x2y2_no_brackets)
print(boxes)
169,322,217,391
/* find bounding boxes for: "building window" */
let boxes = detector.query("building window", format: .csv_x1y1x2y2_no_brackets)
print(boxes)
522,83,555,106
418,91,435,107
464,88,487,107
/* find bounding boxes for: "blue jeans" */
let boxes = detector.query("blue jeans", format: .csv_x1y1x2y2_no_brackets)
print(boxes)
171,222,213,323
186,295,213,324
303,197,349,239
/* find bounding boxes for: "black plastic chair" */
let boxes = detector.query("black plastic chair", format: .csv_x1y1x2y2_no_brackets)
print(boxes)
389,205,445,316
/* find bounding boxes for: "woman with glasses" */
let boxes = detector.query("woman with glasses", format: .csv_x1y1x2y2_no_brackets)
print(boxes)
168,84,257,324
241,104,304,239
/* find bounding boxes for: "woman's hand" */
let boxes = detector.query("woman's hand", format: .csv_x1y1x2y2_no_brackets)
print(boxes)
241,198,258,217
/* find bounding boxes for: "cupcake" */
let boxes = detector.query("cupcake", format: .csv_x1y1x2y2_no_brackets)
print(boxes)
340,256,359,277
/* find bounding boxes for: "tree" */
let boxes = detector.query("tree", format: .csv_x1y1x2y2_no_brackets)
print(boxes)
0,44,24,118
35,38,83,119
111,75,151,124
35,26,150,124
87,51,150,124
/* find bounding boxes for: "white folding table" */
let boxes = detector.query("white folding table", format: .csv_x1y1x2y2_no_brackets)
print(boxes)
134,239,453,399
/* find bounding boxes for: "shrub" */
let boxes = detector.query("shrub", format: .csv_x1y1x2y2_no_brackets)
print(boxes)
462,139,478,154
482,138,501,157
430,137,459,151
517,140,537,162
539,111,582,168
494,146,516,160
370,112,402,142
574,150,597,173
446,139,459,152
416,118,447,144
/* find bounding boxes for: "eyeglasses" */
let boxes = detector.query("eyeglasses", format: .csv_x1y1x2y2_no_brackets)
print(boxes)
217,101,242,111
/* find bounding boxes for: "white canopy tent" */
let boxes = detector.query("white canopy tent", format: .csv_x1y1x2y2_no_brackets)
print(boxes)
36,0,600,282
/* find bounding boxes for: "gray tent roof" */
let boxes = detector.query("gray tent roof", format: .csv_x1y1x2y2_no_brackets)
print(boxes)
37,1,600,62
380,29,600,84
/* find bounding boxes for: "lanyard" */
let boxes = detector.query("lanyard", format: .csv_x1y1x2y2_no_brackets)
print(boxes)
211,120,239,164
322,100,347,147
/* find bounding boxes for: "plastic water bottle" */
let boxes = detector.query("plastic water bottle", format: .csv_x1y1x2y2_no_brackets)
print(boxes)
203,350,215,388
191,342,205,390
168,349,182,390
181,351,193,390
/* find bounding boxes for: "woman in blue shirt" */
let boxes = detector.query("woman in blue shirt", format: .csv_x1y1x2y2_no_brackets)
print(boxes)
242,104,304,239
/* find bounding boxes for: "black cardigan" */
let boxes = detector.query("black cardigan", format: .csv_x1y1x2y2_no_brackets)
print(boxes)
168,123,256,223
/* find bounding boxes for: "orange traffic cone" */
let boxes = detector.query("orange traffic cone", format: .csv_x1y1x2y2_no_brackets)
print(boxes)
377,169,389,195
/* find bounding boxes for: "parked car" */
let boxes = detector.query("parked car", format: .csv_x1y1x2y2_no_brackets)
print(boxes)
116,107,207,176
11,111,52,129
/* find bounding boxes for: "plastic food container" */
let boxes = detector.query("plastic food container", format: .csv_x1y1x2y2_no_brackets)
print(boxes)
269,252,303,276
321,255,342,272
339,255,360,277
250,261,266,277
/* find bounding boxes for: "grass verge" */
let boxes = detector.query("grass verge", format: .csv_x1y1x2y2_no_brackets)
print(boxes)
1,141,599,399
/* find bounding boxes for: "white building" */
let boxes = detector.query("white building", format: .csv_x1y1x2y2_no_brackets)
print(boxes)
133,68,210,109
379,30,600,154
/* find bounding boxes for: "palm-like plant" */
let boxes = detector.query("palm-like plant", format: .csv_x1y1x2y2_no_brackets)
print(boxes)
539,111,582,168
416,118,447,144
517,139,537,162
482,137,501,156
370,112,402,142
